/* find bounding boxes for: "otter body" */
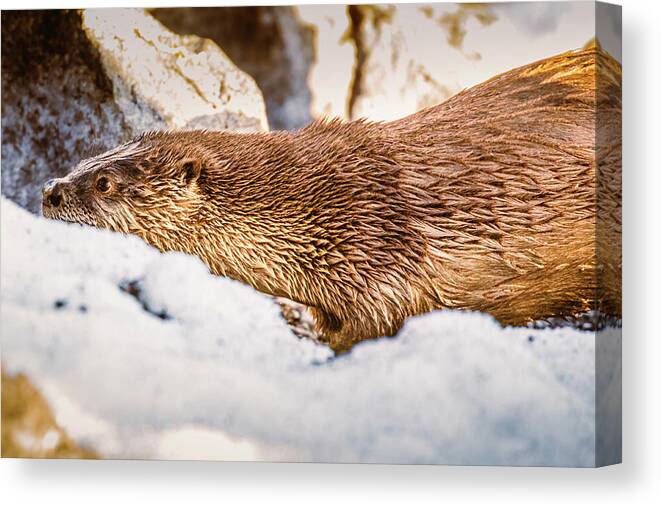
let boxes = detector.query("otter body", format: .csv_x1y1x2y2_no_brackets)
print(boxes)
43,47,621,351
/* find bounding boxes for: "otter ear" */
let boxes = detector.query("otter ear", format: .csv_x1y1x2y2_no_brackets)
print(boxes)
181,159,201,186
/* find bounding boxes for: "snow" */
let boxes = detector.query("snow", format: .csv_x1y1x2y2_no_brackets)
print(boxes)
1,197,609,466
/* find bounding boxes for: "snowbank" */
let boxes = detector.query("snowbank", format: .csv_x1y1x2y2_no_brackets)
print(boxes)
1,197,605,465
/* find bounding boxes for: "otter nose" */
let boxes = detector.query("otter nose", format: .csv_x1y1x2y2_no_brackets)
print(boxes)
43,179,65,208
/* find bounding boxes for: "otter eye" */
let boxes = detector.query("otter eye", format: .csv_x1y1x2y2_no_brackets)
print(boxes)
95,176,112,193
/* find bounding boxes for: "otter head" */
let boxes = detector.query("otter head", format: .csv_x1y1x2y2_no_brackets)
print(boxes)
42,132,206,252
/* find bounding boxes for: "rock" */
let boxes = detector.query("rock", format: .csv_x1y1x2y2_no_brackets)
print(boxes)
346,4,456,121
152,6,314,131
293,5,355,121
152,4,601,129
83,9,268,133
336,3,601,121
1,9,268,213
1,10,122,214
265,4,465,123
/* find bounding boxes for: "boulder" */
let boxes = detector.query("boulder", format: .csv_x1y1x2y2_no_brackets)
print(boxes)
152,5,357,127
152,6,314,131
1,9,267,213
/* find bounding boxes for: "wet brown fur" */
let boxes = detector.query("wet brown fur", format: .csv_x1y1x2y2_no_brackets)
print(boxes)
43,47,622,352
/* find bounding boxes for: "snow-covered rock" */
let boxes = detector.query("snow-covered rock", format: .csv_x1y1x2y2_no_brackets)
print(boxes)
1,9,267,213
1,197,615,465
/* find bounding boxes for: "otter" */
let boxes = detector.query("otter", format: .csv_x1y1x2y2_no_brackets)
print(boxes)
42,46,621,352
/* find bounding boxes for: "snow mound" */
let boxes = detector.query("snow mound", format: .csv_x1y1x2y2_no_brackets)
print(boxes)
1,197,601,465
